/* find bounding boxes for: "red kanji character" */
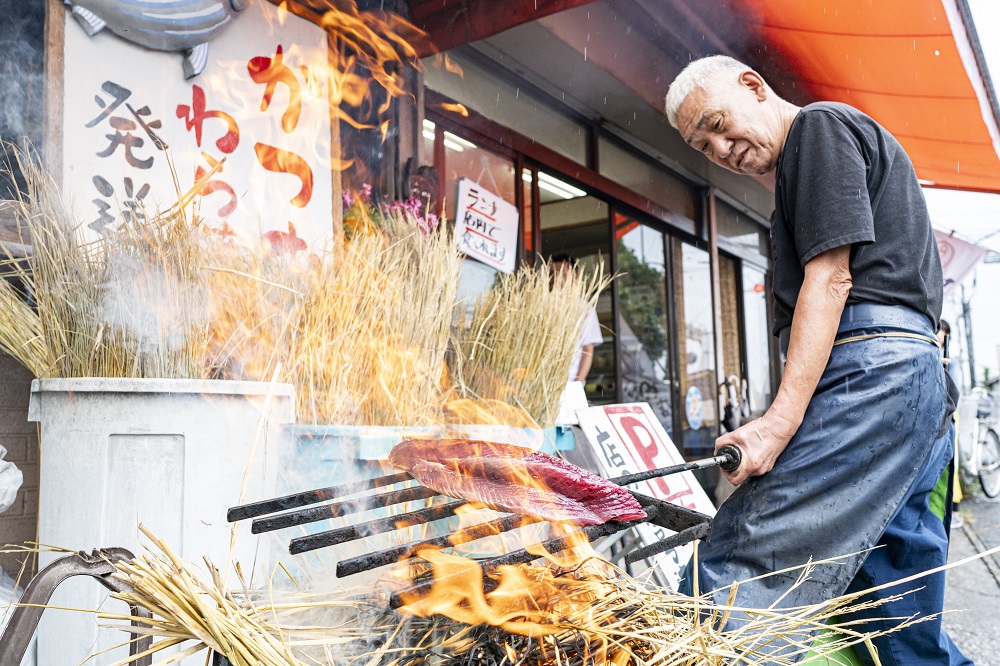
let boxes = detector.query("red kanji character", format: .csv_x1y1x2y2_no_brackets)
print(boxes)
254,143,313,208
194,153,238,218
176,85,240,154
248,45,301,133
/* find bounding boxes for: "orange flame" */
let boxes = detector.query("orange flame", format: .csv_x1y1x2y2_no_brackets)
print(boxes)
394,546,628,664
438,102,470,117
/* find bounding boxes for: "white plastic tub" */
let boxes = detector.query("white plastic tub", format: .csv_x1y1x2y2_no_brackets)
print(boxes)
29,377,295,666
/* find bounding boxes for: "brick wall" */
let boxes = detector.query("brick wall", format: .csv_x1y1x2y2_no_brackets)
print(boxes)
0,350,37,580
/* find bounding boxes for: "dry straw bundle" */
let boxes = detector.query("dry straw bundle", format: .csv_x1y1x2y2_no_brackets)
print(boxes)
0,154,595,427
450,263,611,428
0,160,212,379
96,528,898,666
286,217,461,426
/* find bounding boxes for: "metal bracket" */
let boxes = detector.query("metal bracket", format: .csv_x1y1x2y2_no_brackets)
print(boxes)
0,547,153,666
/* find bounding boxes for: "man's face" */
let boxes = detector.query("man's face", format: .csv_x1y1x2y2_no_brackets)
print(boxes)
675,73,784,176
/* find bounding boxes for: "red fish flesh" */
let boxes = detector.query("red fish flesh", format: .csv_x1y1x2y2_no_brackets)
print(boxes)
388,439,646,526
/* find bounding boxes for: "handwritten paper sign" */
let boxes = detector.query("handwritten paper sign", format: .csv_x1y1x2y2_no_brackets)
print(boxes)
61,1,334,249
455,177,519,273
576,403,716,591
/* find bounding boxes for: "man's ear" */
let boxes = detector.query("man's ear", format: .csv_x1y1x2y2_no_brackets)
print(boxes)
739,70,768,101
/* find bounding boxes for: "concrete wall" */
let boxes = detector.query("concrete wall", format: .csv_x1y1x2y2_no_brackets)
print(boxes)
0,351,37,580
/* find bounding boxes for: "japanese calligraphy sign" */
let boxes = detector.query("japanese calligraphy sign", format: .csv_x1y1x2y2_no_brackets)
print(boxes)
576,403,716,591
61,0,334,248
455,177,519,274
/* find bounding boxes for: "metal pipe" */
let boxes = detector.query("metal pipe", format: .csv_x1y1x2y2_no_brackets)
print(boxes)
336,512,546,578
228,471,412,523
251,484,437,534
288,500,468,555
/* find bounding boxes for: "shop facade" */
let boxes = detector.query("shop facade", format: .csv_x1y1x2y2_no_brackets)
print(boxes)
412,27,780,463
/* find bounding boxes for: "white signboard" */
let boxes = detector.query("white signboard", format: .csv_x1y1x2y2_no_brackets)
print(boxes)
62,1,334,249
455,177,519,273
935,230,988,295
576,403,716,591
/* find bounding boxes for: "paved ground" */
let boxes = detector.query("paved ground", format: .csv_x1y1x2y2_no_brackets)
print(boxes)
943,493,1000,665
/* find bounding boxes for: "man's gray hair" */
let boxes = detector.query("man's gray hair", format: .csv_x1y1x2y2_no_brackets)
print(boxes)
664,55,751,128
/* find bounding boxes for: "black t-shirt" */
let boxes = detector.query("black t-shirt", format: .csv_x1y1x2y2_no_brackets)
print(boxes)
770,102,943,335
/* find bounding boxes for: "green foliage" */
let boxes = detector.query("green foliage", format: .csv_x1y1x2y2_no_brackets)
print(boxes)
616,241,666,362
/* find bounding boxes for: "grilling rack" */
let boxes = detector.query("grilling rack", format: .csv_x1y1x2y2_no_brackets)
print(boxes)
228,446,740,590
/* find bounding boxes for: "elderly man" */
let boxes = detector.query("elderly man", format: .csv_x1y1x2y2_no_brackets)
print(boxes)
665,56,968,665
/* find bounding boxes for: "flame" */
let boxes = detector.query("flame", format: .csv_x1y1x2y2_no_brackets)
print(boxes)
442,397,539,428
394,547,629,664
443,53,464,76
383,437,640,646
438,102,470,117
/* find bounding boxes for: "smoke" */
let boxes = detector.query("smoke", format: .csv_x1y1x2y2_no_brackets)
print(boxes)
0,0,45,199
97,248,210,356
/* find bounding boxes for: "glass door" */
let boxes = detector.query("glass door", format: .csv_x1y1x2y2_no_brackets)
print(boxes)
616,214,673,435
538,171,616,403
674,241,718,455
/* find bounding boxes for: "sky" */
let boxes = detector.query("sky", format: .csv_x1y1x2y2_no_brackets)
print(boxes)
921,0,1000,387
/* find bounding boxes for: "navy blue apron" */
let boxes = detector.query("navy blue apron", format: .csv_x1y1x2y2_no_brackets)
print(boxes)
680,304,967,663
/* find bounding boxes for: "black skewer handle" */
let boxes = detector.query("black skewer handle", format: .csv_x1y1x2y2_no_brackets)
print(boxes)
717,444,742,472
610,446,742,486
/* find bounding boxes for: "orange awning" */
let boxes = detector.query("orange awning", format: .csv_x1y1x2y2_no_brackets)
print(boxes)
736,0,1000,194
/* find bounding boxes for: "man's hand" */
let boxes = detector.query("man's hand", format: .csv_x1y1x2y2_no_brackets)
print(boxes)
716,411,800,485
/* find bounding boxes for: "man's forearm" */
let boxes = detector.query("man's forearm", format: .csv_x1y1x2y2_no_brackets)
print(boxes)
767,245,853,432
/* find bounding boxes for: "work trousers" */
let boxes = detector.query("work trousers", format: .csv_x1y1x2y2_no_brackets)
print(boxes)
843,420,971,665
680,304,971,664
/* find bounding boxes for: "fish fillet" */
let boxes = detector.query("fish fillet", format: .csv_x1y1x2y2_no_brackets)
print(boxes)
388,439,646,526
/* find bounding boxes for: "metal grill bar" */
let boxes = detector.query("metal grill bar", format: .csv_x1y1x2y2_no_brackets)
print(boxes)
288,500,468,555
227,471,412,522
624,523,711,565
336,512,547,577
251,484,437,534
387,509,663,609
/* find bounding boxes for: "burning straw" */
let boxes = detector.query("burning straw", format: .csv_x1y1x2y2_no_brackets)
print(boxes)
93,526,911,666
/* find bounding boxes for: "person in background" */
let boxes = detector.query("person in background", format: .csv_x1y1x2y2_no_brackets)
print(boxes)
664,55,967,664
939,318,964,528
551,254,603,383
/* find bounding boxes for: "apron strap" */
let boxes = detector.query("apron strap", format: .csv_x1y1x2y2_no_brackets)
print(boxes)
832,331,940,348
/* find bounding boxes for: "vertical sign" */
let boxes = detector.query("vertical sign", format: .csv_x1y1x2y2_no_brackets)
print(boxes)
934,230,988,295
61,1,334,249
455,177,519,274
576,403,716,591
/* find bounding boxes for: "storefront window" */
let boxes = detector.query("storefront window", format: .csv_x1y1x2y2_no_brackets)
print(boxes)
718,254,745,429
742,264,773,417
674,242,718,454
716,199,770,267
425,127,518,304
617,216,672,434
597,137,699,236
538,177,615,403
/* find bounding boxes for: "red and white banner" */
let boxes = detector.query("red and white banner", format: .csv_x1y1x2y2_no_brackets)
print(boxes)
576,403,715,592
935,230,988,295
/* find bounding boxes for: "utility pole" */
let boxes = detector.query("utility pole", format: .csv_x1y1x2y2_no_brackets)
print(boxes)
961,282,976,388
